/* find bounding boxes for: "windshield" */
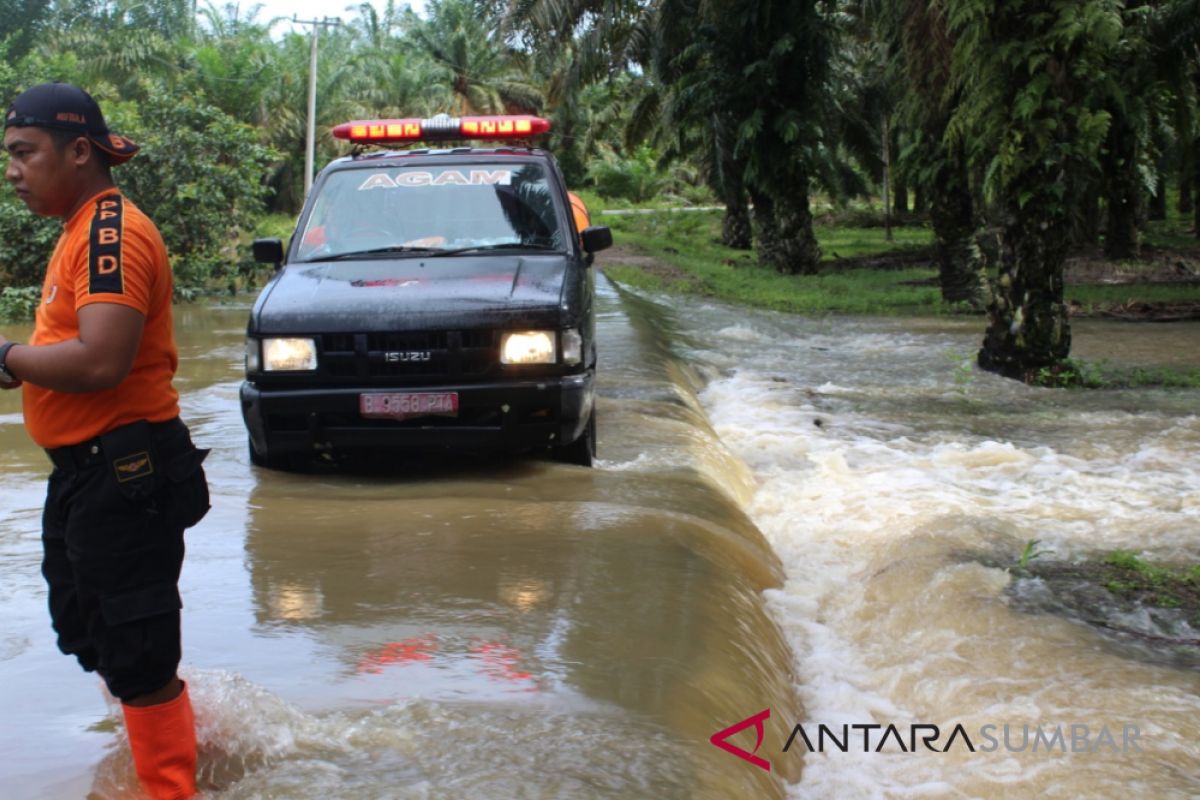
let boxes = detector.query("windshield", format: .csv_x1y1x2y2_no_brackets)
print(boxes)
296,162,565,261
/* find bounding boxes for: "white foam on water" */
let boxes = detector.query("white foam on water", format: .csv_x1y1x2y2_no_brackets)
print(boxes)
685,313,1200,798
715,324,772,343
84,666,698,799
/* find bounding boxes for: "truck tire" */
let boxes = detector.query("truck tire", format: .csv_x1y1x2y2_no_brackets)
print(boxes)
554,411,595,467
249,436,303,471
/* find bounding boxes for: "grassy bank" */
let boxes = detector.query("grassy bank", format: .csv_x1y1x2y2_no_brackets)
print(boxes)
599,207,943,315
594,199,1200,317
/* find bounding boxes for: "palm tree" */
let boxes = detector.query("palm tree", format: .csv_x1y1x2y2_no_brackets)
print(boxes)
946,0,1123,380
653,0,836,273
343,2,448,118
870,0,986,306
37,0,183,97
0,0,52,60
729,0,834,274
256,26,362,211
406,0,542,114
1096,1,1163,259
639,0,752,249
1152,0,1200,237
192,2,280,126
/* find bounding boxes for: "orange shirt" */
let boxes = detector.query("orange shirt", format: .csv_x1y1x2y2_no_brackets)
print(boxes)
568,192,591,235
23,188,180,448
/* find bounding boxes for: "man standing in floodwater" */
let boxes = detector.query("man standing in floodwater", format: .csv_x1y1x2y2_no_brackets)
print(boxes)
0,82,210,799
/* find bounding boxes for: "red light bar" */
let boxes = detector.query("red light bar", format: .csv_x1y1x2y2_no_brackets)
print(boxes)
332,114,550,144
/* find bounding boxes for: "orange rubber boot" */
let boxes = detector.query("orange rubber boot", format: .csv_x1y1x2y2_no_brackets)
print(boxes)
122,682,198,800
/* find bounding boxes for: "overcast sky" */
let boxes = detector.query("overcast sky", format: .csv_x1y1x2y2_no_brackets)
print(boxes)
250,0,428,35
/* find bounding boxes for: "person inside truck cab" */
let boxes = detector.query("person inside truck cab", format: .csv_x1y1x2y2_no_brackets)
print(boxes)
568,192,590,239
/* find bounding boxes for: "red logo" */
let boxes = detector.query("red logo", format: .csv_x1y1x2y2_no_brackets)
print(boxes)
710,708,771,772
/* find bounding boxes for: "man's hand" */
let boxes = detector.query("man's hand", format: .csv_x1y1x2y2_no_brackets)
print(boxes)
0,335,21,389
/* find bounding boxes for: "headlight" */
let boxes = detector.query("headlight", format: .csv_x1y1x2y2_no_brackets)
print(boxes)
245,337,261,373
501,331,556,364
262,337,318,371
562,329,583,366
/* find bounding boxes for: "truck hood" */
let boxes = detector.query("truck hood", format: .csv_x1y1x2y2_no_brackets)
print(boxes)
253,254,571,333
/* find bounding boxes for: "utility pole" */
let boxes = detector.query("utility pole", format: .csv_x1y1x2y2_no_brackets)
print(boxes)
293,16,340,198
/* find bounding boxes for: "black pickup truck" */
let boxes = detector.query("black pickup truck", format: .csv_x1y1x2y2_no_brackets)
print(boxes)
241,115,611,470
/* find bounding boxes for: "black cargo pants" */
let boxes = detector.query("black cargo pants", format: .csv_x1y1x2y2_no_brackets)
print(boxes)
41,418,210,702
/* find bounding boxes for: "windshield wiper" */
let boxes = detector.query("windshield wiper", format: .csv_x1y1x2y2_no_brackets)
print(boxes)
312,245,439,262
427,243,561,257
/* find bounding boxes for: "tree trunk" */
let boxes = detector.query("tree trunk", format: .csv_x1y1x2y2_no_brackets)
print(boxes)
1104,193,1140,257
977,195,1072,381
1195,138,1200,238
1102,121,1141,259
893,179,908,217
929,157,984,306
912,186,926,215
1076,188,1101,246
1148,168,1167,221
722,202,753,250
1181,174,1193,216
710,117,752,249
881,115,893,243
771,174,821,275
750,188,782,269
720,167,752,250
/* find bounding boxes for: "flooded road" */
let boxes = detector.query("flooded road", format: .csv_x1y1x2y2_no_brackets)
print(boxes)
2,278,1198,798
0,283,800,799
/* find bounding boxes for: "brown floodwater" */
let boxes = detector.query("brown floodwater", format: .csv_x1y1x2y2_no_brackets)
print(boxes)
0,281,801,799
3,284,1199,799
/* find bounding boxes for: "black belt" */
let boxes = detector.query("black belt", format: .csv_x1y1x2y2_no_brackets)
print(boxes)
45,418,187,473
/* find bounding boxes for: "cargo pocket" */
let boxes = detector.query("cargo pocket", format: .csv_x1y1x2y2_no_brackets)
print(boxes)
162,446,211,531
100,420,159,503
98,583,183,699
101,582,183,627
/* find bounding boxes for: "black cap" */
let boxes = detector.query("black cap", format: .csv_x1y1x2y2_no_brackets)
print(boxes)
5,82,139,165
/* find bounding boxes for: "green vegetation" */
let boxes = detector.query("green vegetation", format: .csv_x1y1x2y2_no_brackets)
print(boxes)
252,214,300,244
1068,284,1200,310
1097,551,1200,617
605,261,940,316
605,206,933,259
0,286,40,322
1145,201,1200,250
586,147,666,205
603,211,939,315
600,205,1200,327
1029,359,1200,389
1015,539,1046,572
0,0,1198,382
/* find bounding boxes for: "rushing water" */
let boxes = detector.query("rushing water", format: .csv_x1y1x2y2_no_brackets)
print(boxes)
1,277,1198,799
655,300,1200,798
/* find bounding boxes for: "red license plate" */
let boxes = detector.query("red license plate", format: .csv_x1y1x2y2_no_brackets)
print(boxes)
360,392,459,420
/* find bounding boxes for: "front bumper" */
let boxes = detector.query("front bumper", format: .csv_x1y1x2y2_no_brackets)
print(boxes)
242,371,594,457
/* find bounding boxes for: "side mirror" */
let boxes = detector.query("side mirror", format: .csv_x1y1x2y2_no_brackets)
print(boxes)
252,238,284,269
580,226,612,255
